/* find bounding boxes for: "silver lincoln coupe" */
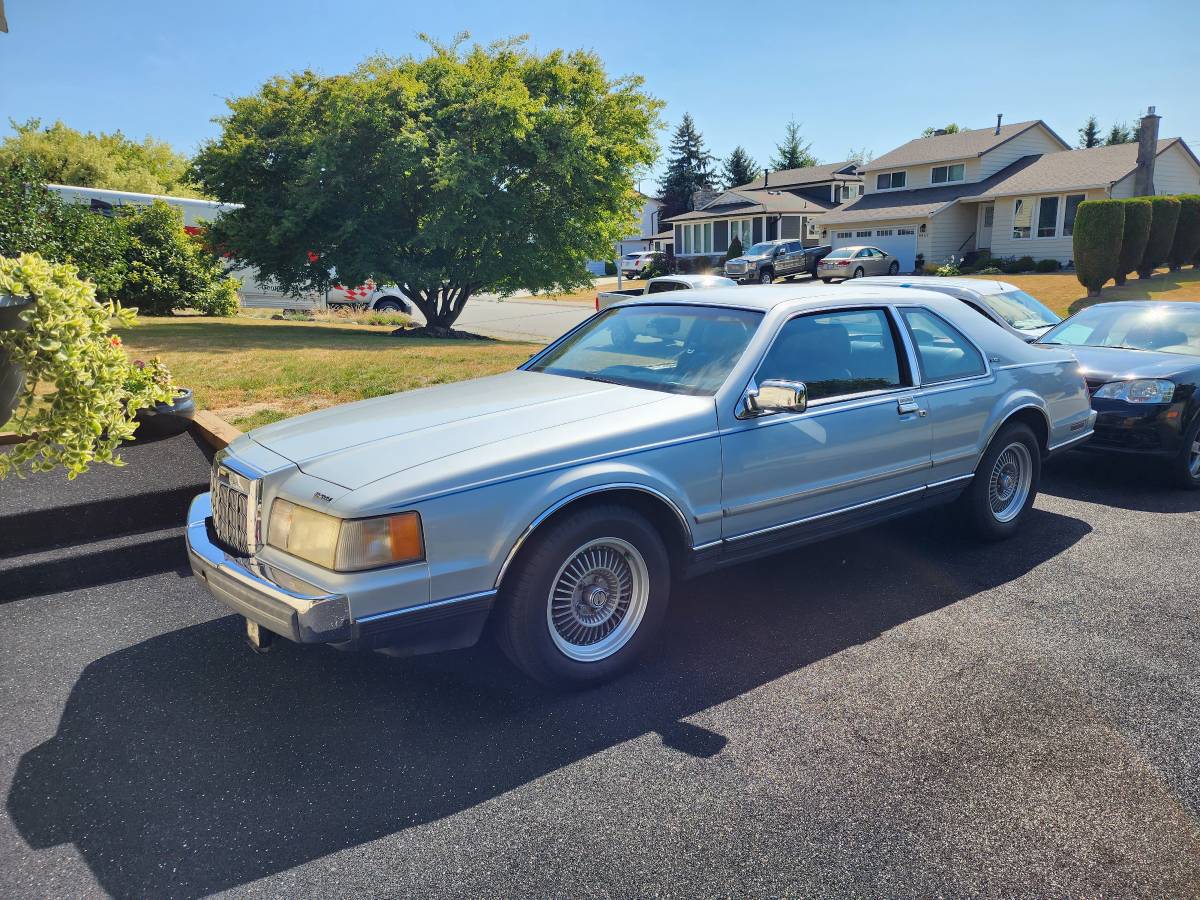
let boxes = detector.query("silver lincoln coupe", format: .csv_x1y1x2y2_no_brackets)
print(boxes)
187,285,1095,686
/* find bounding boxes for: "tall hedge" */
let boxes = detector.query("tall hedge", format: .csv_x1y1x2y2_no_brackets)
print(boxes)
1138,195,1181,277
1072,200,1124,297
1167,194,1200,269
1113,198,1151,286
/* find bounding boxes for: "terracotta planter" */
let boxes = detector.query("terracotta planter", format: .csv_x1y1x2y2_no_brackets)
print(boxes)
0,294,33,430
133,387,196,440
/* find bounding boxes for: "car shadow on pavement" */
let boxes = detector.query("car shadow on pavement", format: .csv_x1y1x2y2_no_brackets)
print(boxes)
7,507,1090,899
1041,452,1200,513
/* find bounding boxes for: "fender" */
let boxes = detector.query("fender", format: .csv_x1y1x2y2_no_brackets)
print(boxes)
980,391,1051,454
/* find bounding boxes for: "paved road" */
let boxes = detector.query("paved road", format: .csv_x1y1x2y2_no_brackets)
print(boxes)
2,441,1200,897
452,295,593,342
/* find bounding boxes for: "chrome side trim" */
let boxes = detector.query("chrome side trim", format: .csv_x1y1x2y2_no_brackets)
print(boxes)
722,459,932,517
1047,429,1094,454
357,589,498,624
927,473,975,490
493,483,695,589
726,484,928,543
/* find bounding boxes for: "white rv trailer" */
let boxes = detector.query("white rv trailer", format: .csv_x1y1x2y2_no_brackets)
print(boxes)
43,184,413,313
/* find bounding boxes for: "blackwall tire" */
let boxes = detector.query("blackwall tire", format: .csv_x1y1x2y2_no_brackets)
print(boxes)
495,504,671,687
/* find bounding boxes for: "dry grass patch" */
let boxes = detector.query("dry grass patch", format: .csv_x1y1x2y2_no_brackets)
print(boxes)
116,316,539,429
965,266,1200,317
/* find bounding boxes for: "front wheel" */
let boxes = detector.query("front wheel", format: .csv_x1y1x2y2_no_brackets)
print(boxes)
759,269,774,284
888,261,900,275
495,504,671,687
1170,416,1200,489
957,421,1041,540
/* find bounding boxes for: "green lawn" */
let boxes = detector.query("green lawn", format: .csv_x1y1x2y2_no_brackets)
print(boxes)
967,266,1200,317
116,316,540,429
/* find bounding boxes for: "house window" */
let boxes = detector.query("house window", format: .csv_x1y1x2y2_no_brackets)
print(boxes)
876,229,893,237
856,230,872,238
931,164,965,184
1012,198,1033,239
1037,196,1059,237
876,171,907,190
1063,194,1085,236
982,206,995,228
836,231,853,239
729,218,754,246
897,227,916,235
682,224,693,254
703,222,713,254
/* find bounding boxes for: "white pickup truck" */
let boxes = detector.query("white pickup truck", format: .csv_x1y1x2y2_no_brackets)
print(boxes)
595,274,737,310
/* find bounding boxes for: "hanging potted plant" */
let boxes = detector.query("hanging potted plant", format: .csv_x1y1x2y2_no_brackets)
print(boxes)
0,253,176,479
0,291,33,427
125,357,195,439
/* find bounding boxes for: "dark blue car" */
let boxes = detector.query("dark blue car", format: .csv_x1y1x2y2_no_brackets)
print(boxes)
1037,301,1200,488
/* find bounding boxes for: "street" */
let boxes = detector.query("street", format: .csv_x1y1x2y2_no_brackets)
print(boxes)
1,434,1199,897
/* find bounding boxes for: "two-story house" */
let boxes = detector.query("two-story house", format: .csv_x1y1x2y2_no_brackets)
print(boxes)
664,161,863,262
821,111,1200,272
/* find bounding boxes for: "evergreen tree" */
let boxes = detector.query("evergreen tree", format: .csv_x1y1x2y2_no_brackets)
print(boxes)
845,147,874,166
770,120,817,171
1078,115,1102,148
657,113,716,220
1105,121,1134,145
721,146,758,189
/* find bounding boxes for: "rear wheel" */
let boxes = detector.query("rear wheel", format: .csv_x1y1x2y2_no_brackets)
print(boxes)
888,261,900,275
496,504,671,687
821,277,832,284
852,267,865,279
1169,416,1200,489
374,298,407,313
957,421,1041,540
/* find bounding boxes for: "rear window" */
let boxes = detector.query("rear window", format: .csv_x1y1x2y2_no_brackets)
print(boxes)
825,249,854,259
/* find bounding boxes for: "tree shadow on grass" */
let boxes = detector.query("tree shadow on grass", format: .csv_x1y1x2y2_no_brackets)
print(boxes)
7,508,1090,898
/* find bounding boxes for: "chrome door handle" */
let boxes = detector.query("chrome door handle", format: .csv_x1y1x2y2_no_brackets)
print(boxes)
897,397,927,417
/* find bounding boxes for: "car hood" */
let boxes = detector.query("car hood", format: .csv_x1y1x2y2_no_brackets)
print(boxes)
727,255,768,265
247,370,709,493
1051,344,1197,382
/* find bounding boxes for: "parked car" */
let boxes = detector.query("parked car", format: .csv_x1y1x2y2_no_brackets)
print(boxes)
855,276,1062,341
724,241,831,284
328,282,414,314
187,285,1094,686
1036,301,1200,487
596,274,736,310
619,251,662,278
818,246,899,282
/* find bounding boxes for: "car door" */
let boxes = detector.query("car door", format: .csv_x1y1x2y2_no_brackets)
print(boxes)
720,306,933,542
897,306,994,486
782,241,803,276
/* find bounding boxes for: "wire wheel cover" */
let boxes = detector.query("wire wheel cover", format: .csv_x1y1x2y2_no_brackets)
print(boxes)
988,441,1032,523
547,537,649,663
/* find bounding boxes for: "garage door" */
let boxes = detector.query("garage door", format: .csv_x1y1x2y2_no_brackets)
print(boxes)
831,226,918,274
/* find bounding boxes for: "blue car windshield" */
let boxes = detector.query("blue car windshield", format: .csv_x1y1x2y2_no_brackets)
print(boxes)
1039,305,1200,356
528,304,763,396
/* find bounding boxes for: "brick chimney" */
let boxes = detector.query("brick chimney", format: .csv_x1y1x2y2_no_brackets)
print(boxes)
1134,106,1161,197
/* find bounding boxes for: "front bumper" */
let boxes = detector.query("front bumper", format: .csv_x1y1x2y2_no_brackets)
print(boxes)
186,493,352,643
1080,402,1186,458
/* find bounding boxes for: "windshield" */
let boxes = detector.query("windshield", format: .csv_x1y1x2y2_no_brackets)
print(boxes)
824,248,854,259
528,304,763,395
745,243,777,256
981,290,1061,330
1038,304,1200,356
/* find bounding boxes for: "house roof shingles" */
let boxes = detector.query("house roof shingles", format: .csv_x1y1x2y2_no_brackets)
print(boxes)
824,138,1197,226
664,188,837,223
736,160,858,190
860,120,1066,172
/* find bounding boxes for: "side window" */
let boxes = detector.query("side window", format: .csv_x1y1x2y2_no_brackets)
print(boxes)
901,307,987,383
645,280,683,294
757,309,908,403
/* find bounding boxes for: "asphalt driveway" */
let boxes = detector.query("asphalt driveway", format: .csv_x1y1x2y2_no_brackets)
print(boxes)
1,437,1199,898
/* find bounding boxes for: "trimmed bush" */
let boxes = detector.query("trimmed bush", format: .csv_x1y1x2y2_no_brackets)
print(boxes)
603,259,617,276
1035,258,1060,272
1072,199,1124,297
1114,198,1151,285
1168,194,1200,269
1138,196,1181,277
722,235,744,264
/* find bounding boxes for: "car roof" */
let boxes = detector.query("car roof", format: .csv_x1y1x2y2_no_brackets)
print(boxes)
856,275,1014,294
828,245,880,252
619,283,953,312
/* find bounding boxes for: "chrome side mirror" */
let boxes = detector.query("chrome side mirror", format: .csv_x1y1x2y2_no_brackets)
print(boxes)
742,379,808,417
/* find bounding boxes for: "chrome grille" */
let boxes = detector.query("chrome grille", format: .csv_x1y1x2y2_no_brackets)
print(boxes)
725,261,746,274
210,457,259,555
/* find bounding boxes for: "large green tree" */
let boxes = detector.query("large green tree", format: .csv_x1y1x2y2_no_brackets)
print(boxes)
0,119,204,197
770,120,817,170
193,37,660,331
1078,116,1102,148
721,145,758,189
657,113,716,221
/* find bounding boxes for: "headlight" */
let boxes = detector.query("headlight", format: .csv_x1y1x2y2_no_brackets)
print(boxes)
1092,379,1175,404
267,499,424,571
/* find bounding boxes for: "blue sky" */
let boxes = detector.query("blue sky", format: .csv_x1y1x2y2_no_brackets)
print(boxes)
2,0,1198,188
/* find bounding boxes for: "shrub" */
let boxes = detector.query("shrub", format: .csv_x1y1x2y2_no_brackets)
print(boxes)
192,276,240,316
1137,195,1181,277
1114,198,1151,285
0,253,175,479
1035,258,1060,272
603,259,617,276
1071,199,1124,296
722,235,744,264
1167,194,1200,269
935,257,962,276
974,266,1003,275
121,202,226,315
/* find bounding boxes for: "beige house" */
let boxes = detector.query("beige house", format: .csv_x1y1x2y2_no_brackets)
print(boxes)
821,112,1200,271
